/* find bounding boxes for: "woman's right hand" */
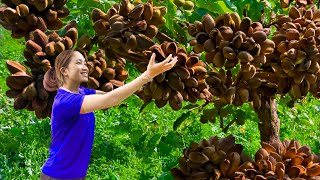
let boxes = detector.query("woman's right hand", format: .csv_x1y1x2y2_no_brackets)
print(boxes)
145,53,178,79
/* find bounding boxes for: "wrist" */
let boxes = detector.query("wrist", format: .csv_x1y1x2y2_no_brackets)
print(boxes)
142,71,153,82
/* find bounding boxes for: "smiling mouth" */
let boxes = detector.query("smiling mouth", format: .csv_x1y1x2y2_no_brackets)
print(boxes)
81,72,88,77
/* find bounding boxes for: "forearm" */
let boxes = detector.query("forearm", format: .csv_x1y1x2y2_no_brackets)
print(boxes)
105,72,151,106
81,72,151,113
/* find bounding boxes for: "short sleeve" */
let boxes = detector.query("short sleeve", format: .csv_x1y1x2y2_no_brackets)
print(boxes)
53,93,85,123
80,86,96,95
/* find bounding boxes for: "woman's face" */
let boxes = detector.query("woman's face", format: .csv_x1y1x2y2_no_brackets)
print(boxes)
62,51,89,85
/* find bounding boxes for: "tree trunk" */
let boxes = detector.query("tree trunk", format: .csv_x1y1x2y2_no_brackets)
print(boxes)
256,98,280,143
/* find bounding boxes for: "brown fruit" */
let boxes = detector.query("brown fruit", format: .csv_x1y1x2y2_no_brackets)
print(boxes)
26,13,38,26
272,34,286,45
26,40,42,54
87,76,100,89
142,3,153,21
110,21,124,31
91,8,107,23
33,29,49,49
285,28,300,41
202,14,215,34
101,82,113,92
261,39,275,55
14,94,29,110
240,17,252,33
63,36,73,49
65,27,78,45
45,42,55,56
57,6,70,18
223,47,236,60
252,31,267,44
169,91,183,110
54,41,65,53
230,12,241,31
6,60,27,74
143,25,158,39
289,6,301,19
231,34,244,49
203,39,215,53
45,9,58,22
219,26,234,41
128,3,144,19
16,4,29,17
213,52,225,68
237,51,253,62
184,77,198,87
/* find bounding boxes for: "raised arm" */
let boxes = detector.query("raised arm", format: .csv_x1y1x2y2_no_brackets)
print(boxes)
80,53,177,114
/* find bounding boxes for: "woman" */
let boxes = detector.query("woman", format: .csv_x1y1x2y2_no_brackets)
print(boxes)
41,49,177,179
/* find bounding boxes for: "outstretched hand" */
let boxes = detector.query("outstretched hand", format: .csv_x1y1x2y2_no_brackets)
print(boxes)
146,53,178,78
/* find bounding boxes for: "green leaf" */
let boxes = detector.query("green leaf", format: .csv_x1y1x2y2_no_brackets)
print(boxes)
183,104,199,110
247,1,265,21
129,130,143,144
147,133,162,150
173,111,191,130
164,0,177,39
173,22,188,44
139,101,151,113
234,108,246,125
196,0,233,14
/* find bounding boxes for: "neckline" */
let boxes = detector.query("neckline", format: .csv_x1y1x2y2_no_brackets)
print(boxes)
59,87,80,94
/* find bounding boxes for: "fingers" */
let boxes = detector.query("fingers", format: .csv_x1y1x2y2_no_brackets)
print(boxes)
163,56,178,71
149,53,156,66
160,54,173,65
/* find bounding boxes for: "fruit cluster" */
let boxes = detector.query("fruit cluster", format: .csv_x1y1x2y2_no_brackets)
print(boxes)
188,12,277,110
0,0,69,38
236,140,320,179
85,49,128,92
91,0,167,64
171,135,246,179
270,6,320,100
136,41,211,110
6,60,52,118
5,23,77,118
24,25,77,78
172,137,320,179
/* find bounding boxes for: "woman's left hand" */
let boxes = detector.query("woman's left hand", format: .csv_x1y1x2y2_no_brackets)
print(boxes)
145,53,178,78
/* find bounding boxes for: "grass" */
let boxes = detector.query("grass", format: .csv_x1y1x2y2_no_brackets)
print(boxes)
0,26,319,180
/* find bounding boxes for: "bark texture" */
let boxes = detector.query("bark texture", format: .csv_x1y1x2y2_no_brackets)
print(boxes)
256,98,280,143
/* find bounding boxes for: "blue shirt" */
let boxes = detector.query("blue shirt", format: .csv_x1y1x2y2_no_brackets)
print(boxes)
42,86,96,178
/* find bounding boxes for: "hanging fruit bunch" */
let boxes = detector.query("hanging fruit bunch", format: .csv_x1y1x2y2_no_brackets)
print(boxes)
24,24,78,77
235,140,320,179
91,0,167,64
84,49,128,92
170,135,247,179
6,60,53,119
5,23,78,118
0,0,69,38
136,41,211,110
270,5,320,101
188,12,277,111
172,137,320,179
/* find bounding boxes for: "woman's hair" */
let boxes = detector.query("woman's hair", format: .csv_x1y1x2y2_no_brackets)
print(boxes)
54,49,76,86
43,49,76,91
